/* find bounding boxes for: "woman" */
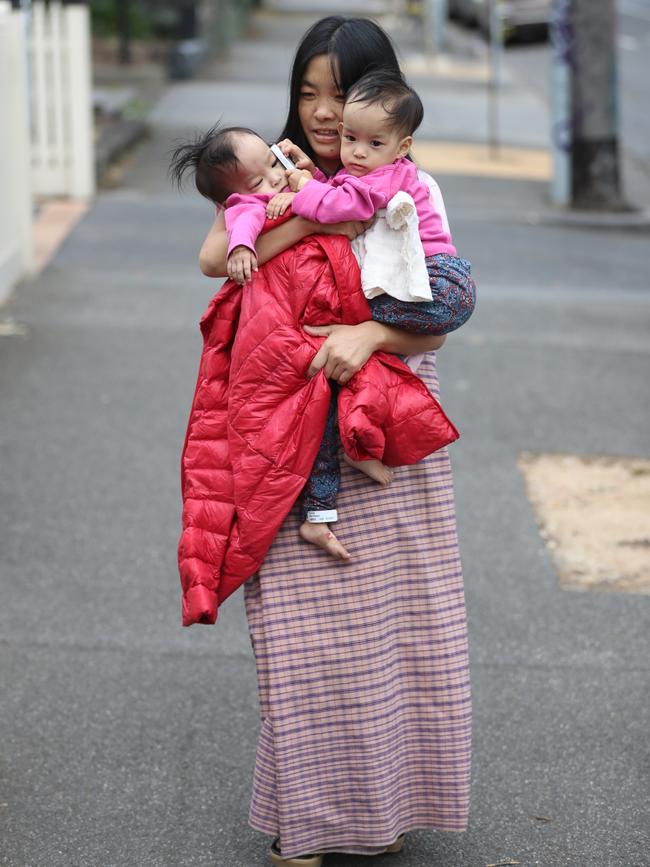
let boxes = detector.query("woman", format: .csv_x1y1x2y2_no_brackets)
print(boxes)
201,17,472,867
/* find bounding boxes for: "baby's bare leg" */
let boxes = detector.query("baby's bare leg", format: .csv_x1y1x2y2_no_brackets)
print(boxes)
343,454,394,486
299,520,351,560
300,392,351,560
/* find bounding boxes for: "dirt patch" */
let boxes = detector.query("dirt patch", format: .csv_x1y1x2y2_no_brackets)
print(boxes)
518,452,650,593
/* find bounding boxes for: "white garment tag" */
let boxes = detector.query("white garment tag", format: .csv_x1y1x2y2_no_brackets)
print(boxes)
306,510,338,524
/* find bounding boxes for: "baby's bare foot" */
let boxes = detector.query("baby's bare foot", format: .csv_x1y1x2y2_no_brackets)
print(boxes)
343,455,394,486
299,520,351,560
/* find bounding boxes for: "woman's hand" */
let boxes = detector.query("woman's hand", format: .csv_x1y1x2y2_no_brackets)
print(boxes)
304,322,382,383
305,321,447,383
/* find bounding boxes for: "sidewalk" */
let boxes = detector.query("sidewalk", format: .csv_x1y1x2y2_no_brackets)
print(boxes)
0,3,648,866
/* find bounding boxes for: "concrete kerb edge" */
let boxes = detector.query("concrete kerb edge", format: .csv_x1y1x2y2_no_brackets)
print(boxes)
526,206,650,231
95,118,150,184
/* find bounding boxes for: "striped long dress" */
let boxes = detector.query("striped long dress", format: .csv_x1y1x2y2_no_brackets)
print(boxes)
243,352,471,858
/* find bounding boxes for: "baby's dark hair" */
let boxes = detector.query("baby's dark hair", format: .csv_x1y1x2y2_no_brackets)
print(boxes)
346,70,423,138
169,123,259,204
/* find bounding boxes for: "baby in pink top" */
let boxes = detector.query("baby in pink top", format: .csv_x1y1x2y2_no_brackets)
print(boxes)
170,123,292,284
267,70,457,257
263,71,475,556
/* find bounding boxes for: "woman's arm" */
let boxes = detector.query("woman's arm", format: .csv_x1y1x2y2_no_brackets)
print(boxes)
373,322,446,355
199,210,369,278
200,210,316,277
304,321,445,384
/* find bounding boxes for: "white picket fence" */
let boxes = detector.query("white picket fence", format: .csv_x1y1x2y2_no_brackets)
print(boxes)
29,1,95,198
0,1,94,303
0,5,32,304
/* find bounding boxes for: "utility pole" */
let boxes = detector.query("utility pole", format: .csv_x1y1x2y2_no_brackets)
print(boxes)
550,0,626,210
177,0,198,40
116,0,131,65
423,0,448,55
487,0,504,159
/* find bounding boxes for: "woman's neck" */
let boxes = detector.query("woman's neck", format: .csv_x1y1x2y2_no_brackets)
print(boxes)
317,157,343,177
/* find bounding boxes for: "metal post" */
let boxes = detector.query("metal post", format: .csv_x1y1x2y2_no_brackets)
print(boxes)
487,0,503,158
116,0,131,65
550,0,572,205
424,0,448,55
177,0,198,39
434,0,448,51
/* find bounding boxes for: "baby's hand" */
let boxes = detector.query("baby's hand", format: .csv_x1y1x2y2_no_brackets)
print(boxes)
266,191,295,219
276,138,316,174
287,169,314,193
227,246,258,284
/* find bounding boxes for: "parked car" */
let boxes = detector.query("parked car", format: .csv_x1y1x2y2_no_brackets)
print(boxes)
449,0,481,27
474,0,551,41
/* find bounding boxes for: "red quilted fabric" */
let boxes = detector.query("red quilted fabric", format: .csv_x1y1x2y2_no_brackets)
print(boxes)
178,230,458,626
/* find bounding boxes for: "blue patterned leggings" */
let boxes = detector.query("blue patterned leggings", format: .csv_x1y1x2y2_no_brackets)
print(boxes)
301,254,476,521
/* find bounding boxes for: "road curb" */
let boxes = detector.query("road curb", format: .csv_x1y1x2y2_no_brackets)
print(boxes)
527,207,650,231
95,118,150,185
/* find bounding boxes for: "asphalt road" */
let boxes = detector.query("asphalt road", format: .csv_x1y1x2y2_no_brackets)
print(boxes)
1,4,649,866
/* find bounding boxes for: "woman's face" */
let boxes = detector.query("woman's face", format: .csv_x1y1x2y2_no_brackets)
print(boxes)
298,54,345,174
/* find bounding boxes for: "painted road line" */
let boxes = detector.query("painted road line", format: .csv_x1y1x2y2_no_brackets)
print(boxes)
412,141,552,181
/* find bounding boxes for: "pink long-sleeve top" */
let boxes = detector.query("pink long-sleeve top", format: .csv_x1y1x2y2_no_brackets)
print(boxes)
224,192,276,257
292,157,456,257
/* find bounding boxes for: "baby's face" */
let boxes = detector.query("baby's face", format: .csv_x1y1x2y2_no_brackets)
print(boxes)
338,101,411,177
231,133,288,196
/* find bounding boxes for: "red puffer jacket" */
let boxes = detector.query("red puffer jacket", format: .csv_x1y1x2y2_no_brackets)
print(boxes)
178,231,458,627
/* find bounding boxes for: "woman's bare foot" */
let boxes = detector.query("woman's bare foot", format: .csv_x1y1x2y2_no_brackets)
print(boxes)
343,455,394,486
299,520,351,560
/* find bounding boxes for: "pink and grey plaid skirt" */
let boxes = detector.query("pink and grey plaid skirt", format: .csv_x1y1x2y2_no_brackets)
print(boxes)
243,353,471,858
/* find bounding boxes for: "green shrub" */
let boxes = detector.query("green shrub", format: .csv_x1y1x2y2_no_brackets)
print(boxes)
90,0,155,40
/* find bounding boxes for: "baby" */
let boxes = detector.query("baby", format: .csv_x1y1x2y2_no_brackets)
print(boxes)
170,124,289,284
268,70,475,556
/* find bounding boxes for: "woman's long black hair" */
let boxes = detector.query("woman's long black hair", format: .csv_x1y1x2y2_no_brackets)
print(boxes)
279,16,403,169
